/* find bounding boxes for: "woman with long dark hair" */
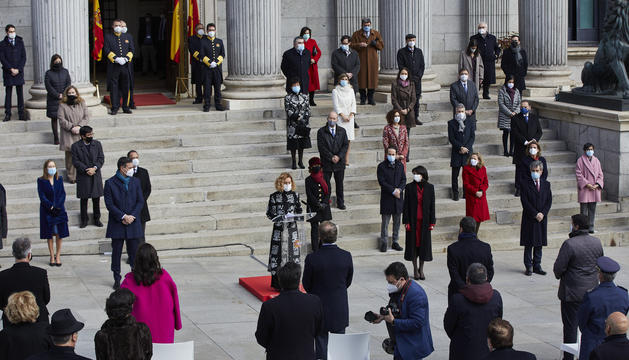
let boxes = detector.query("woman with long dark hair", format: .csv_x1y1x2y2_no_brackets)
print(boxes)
462,153,490,233
44,54,71,145
58,85,89,184
37,159,69,266
458,39,484,92
300,26,322,106
121,243,182,343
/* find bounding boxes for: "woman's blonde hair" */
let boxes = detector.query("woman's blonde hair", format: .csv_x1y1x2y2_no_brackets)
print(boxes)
467,152,484,168
274,172,296,192
526,141,542,157
5,291,39,324
41,159,59,180
62,85,83,105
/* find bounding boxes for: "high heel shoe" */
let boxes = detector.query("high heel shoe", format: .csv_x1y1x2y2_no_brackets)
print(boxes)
49,257,55,267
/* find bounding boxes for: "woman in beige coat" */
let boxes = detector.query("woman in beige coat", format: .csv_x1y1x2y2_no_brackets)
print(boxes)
58,85,89,183
459,39,484,92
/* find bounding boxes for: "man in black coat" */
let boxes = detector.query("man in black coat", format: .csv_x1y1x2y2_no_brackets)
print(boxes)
137,13,158,76
256,261,324,360
511,100,542,195
397,34,425,124
484,318,537,360
501,34,528,93
71,126,105,228
377,146,406,252
520,160,552,276
448,104,476,201
0,237,50,327
128,151,151,243
28,309,91,360
189,23,205,104
200,23,225,112
303,221,353,360
0,24,26,121
281,36,311,94
449,68,479,120
590,312,629,360
331,35,360,93
317,112,349,210
470,22,501,99
446,217,494,301
103,19,135,115
444,263,503,360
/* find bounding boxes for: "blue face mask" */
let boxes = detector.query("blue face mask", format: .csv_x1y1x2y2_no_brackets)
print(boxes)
340,44,349,51
340,80,348,87
296,44,305,52
387,155,395,163
303,34,310,41
47,167,57,176
292,86,300,94
363,26,371,32
521,107,529,115
531,172,541,180
586,150,594,157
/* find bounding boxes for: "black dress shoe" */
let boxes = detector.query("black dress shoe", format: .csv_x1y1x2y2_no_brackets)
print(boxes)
298,161,305,169
291,162,297,170
483,95,491,100
533,268,547,276
379,243,387,252
504,151,510,157
193,99,203,104
309,100,317,107
360,100,366,105
391,243,403,251
354,121,360,129
368,100,376,106
130,105,137,110
123,109,133,114
415,119,423,125
110,109,118,115
80,222,87,229
113,280,120,290
94,220,104,227
19,113,26,120
337,204,346,210
3,115,9,122
452,193,460,201
215,104,225,111
525,269,532,276
203,107,210,112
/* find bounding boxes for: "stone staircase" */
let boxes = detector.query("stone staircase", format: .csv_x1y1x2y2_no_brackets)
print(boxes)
1,93,628,258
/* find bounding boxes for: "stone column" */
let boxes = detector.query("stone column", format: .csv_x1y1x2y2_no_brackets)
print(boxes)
335,0,378,40
377,0,439,101
519,0,572,97
26,0,103,119
467,0,518,40
221,0,284,110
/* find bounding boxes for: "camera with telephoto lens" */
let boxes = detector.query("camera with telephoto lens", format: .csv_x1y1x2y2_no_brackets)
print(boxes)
380,303,400,317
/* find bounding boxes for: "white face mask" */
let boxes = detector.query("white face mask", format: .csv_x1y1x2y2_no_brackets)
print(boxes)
207,31,216,38
8,33,16,39
478,28,487,35
399,74,408,81
470,159,478,167
507,83,514,89
132,158,139,167
407,41,415,48
125,168,134,177
197,29,205,36
121,26,128,34
340,44,349,51
460,74,468,82
529,148,538,155
114,26,123,33
296,44,305,51
386,282,399,294
455,112,466,121
413,174,422,182
283,184,292,192
394,116,400,123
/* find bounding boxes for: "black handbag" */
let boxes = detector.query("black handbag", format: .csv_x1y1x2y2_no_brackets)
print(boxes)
295,123,311,137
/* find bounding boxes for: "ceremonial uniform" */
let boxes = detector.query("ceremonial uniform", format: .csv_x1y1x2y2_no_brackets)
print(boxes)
188,34,205,103
103,32,134,113
200,35,225,111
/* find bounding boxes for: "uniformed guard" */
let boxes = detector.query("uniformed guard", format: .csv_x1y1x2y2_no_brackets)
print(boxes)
200,23,225,112
578,256,629,360
103,19,134,115
188,23,205,104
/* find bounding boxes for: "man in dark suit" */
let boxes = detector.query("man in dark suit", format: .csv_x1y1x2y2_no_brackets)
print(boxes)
0,24,26,121
127,150,151,244
104,157,145,289
578,256,629,359
446,217,494,301
470,22,501,100
377,146,406,252
28,308,90,360
200,23,225,112
511,100,542,196
303,221,353,360
483,318,537,359
281,36,311,95
520,160,552,276
0,237,50,327
448,104,476,201
331,35,360,93
188,23,205,104
397,34,425,125
71,126,104,228
449,68,479,121
590,312,629,360
317,112,349,210
444,263,503,360
501,34,528,93
256,261,324,360
103,19,135,115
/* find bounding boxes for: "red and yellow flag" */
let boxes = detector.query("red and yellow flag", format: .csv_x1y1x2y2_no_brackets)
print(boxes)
91,0,104,61
187,0,200,37
170,0,182,63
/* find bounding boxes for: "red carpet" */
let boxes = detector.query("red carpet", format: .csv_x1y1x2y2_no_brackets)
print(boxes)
239,275,305,302
103,93,176,107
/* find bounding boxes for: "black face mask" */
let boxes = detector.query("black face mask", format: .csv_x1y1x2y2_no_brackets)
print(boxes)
311,166,321,173
67,95,77,104
511,41,519,47
52,63,62,70
84,136,93,143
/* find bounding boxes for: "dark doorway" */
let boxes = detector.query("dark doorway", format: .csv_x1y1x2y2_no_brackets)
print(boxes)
568,0,606,44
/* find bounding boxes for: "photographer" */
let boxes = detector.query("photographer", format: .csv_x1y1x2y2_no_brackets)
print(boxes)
369,262,434,359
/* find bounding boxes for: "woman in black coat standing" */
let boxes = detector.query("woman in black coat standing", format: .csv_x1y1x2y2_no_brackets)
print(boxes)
44,54,71,145
284,77,312,169
304,157,331,252
403,166,435,280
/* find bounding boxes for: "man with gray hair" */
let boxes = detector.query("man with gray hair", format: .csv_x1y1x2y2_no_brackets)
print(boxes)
519,160,552,276
281,36,311,94
0,237,50,327
447,102,476,201
470,22,501,99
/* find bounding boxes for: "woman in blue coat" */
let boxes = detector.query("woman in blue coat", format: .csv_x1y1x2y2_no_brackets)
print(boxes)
37,159,69,266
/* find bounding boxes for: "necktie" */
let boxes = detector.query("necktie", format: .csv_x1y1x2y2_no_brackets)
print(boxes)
10,39,14,46
463,83,467,93
331,127,335,137
536,181,540,192
525,115,529,123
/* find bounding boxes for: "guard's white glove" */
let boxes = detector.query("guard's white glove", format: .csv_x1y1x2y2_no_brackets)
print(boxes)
210,61,217,68
115,57,127,65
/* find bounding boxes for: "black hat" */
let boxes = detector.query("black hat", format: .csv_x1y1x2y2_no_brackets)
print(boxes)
597,256,621,274
47,309,84,336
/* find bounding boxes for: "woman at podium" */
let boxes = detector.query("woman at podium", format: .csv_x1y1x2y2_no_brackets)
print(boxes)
266,172,303,290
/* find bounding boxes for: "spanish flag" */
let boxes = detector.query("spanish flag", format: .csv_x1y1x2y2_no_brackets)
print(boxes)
91,0,104,61
187,0,200,37
170,0,182,63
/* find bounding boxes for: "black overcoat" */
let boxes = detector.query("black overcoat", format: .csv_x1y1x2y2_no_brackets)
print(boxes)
519,178,552,247
188,35,205,84
510,112,543,164
71,140,105,199
132,166,151,223
589,334,629,360
304,176,331,223
397,46,425,96
447,118,476,168
317,126,348,172
501,47,528,92
0,36,26,86
44,68,71,119
0,321,51,360
376,160,406,215
446,232,494,299
470,33,500,84
330,48,360,90
402,181,435,262
281,47,311,94
0,262,50,327
449,80,479,118
482,348,537,360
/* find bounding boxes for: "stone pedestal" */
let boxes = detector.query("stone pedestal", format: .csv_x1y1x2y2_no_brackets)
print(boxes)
26,0,104,119
519,0,572,97
222,0,284,110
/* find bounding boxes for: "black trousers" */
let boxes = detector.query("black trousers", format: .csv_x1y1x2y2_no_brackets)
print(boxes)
4,85,24,116
111,238,139,282
358,89,375,102
451,166,461,196
523,245,543,270
315,328,345,360
310,219,320,252
194,83,203,102
139,221,146,244
324,169,345,207
482,82,490,98
80,197,101,223
203,68,222,109
110,64,131,111
413,85,421,121
560,300,581,360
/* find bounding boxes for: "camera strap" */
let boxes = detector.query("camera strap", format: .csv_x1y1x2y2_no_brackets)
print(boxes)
398,280,411,305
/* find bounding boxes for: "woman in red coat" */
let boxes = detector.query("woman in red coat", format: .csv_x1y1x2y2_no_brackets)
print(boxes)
300,27,321,106
462,152,490,233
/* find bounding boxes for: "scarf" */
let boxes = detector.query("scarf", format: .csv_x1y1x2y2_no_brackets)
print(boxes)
310,171,329,195
506,85,515,102
398,78,409,87
511,45,523,66
116,171,130,191
457,117,465,132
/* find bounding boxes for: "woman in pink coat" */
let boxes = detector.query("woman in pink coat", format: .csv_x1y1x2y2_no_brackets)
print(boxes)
121,243,182,343
575,142,604,233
